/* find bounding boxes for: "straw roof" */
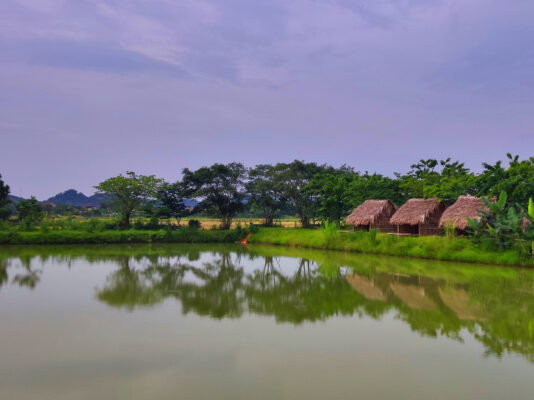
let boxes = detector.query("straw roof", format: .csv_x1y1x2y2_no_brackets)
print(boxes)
346,199,397,226
389,198,444,226
439,196,489,230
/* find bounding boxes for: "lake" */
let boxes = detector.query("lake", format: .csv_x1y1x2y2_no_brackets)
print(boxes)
1,243,534,399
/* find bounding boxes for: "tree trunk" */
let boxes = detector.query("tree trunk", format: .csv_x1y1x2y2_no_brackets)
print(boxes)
264,215,274,227
221,216,232,230
122,210,131,229
300,215,310,228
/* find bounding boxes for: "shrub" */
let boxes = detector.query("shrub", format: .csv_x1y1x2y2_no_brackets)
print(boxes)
188,219,201,229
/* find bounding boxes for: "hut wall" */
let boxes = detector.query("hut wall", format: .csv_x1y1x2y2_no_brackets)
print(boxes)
397,224,419,235
418,222,443,236
354,224,370,232
371,214,396,233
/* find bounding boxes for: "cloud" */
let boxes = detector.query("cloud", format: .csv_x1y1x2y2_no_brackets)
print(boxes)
1,0,534,198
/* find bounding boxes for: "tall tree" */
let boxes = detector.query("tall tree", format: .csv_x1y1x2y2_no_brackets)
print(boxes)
0,174,10,220
157,182,189,224
346,172,403,207
397,158,476,204
476,154,534,204
304,171,355,224
94,171,163,228
247,164,286,226
275,161,327,227
181,163,247,229
15,196,44,229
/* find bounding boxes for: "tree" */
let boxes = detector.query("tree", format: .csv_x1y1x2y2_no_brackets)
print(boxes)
397,158,476,204
181,163,247,229
346,172,403,207
15,196,44,230
247,164,286,226
94,172,163,228
475,154,534,204
157,182,189,224
0,174,10,220
275,161,328,227
304,172,354,224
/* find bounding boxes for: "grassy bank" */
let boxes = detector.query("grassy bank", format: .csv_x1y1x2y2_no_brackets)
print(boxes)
0,228,246,245
248,228,534,267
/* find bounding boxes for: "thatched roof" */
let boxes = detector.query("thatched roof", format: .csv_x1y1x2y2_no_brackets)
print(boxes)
439,196,489,230
346,199,397,226
389,198,444,226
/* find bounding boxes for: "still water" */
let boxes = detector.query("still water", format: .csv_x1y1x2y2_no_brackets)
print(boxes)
1,243,534,399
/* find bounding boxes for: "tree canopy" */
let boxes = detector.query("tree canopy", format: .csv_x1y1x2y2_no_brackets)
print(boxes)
0,174,10,220
182,163,247,229
94,171,163,228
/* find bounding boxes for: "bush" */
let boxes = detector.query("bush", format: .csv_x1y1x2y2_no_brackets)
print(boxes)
188,219,201,229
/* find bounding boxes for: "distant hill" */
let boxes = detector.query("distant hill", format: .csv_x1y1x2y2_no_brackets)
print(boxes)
46,189,109,207
8,190,197,209
8,194,24,203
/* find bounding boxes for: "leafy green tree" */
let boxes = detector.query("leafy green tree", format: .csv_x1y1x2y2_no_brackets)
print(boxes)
247,164,286,226
476,154,534,204
15,196,44,230
274,161,329,227
424,159,477,204
346,172,403,207
397,158,476,204
157,182,189,224
304,172,353,224
181,163,247,229
0,174,10,220
94,171,163,228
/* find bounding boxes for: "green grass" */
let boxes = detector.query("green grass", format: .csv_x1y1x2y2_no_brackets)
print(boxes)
247,228,534,267
0,228,247,245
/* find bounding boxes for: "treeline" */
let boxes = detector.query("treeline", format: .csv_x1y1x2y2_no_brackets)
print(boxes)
1,153,534,230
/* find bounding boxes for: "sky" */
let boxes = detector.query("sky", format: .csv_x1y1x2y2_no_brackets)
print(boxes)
1,0,533,199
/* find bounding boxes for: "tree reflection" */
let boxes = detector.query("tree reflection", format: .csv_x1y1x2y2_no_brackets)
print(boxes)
2,245,534,363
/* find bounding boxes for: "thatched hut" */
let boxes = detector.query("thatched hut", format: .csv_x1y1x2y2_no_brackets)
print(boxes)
389,198,446,236
439,196,489,234
346,199,397,232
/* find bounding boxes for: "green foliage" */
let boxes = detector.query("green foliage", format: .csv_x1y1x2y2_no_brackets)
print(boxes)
397,158,476,203
475,154,534,203
0,228,248,245
182,163,247,230
346,172,403,207
157,182,189,223
322,220,340,246
15,196,44,231
0,174,10,220
443,222,456,239
188,219,201,229
247,164,286,226
305,172,353,224
273,161,333,227
94,171,163,228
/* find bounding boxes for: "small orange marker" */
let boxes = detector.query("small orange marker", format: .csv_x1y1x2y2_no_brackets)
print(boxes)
240,233,252,245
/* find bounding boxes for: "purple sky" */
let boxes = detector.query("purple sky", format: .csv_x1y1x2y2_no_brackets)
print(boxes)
1,0,533,199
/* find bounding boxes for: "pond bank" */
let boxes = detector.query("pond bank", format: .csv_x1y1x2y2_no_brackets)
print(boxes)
0,229,246,245
247,228,534,267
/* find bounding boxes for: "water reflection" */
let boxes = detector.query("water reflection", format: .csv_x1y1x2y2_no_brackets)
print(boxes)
1,244,534,363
